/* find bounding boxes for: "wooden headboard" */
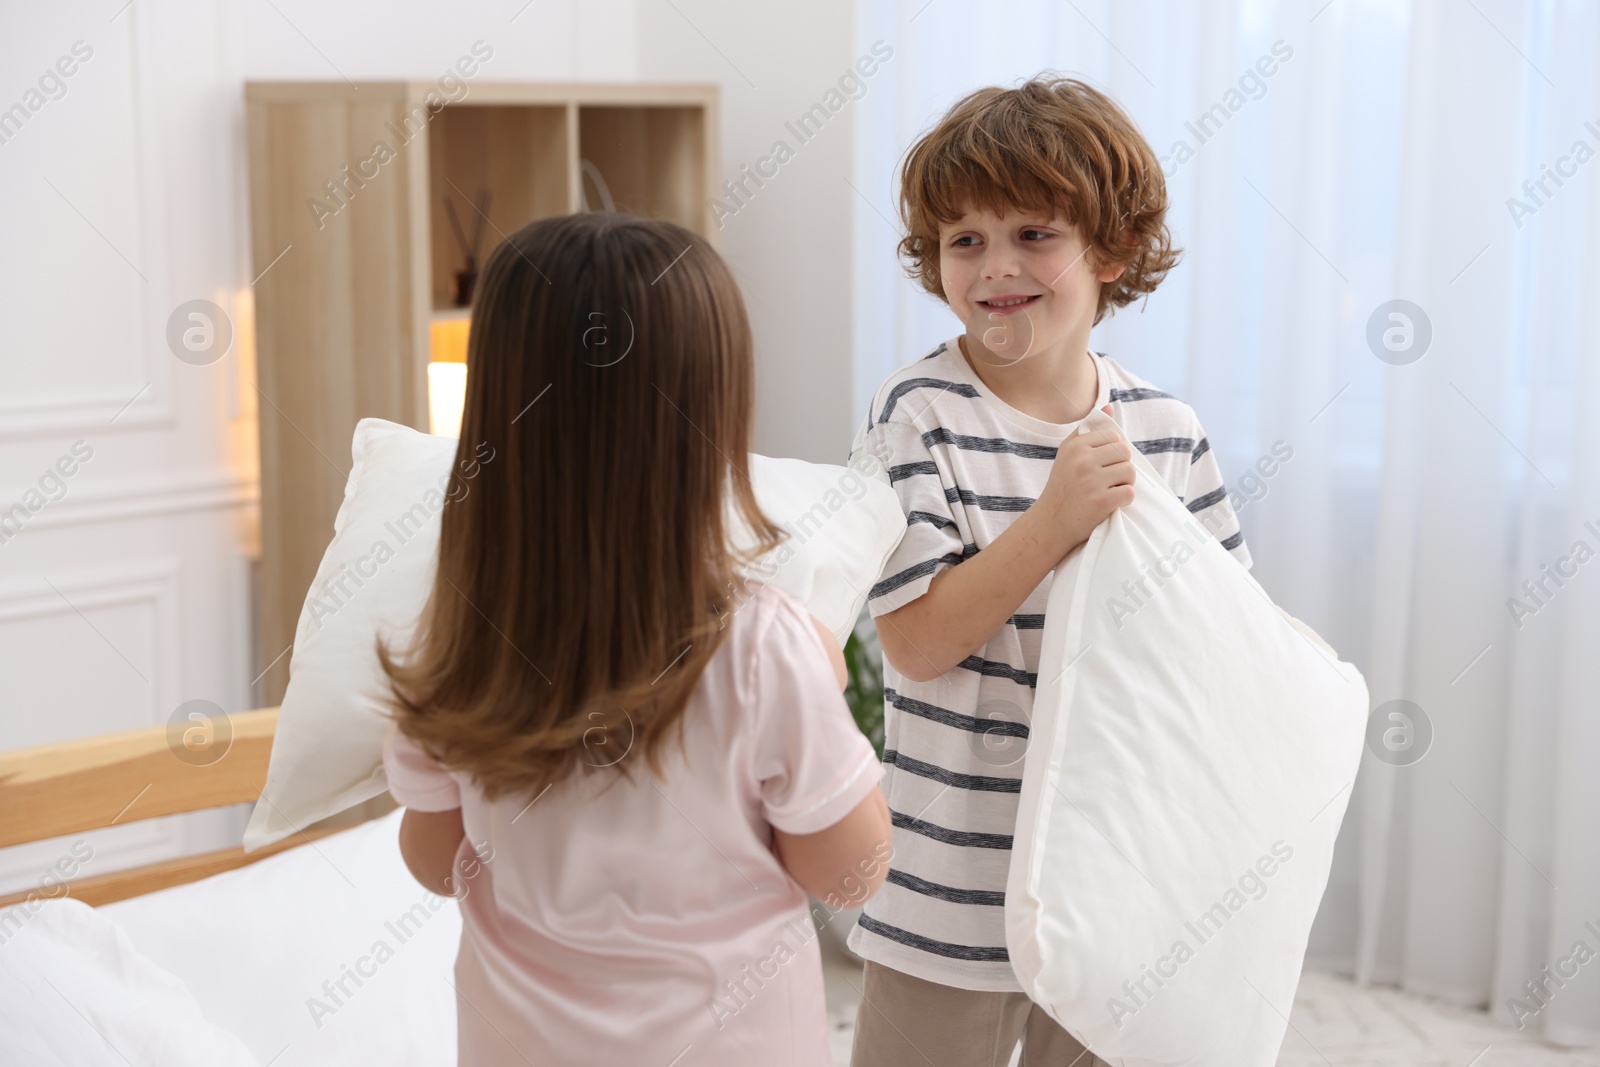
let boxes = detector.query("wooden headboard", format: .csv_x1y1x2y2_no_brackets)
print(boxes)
0,709,351,908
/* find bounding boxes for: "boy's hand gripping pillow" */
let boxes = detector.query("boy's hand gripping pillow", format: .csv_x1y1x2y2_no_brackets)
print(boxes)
1007,412,1367,1066
243,418,904,851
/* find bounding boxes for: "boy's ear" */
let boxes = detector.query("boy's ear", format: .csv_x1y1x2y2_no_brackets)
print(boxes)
1094,222,1145,283
1093,226,1136,282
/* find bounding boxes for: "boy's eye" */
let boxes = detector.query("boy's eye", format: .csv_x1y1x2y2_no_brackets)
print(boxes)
950,234,979,248
1021,229,1051,241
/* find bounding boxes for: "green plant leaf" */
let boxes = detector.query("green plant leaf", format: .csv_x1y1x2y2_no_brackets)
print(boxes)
843,626,885,759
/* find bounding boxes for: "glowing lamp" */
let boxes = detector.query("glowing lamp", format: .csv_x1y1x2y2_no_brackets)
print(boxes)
428,310,470,438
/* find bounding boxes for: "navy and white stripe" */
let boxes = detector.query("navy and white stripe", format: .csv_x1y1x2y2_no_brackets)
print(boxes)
844,338,1251,992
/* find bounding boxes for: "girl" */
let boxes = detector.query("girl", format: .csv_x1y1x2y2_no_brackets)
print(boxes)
378,211,890,1066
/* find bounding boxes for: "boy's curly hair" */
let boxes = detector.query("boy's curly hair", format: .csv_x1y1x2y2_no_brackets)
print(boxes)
898,76,1180,325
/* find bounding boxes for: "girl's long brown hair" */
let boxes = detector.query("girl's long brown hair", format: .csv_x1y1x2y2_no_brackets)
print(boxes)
378,212,785,802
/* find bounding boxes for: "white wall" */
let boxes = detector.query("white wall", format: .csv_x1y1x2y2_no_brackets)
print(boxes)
0,0,641,893
637,0,862,465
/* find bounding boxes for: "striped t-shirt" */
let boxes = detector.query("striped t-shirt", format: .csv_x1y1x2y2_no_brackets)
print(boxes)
845,337,1252,992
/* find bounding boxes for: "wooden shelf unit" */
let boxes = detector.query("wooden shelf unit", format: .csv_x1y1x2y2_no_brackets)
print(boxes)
244,81,719,705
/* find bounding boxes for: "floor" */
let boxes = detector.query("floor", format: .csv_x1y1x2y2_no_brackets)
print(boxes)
818,934,1600,1067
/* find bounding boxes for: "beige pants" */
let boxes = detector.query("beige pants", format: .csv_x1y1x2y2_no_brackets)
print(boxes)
849,961,1110,1067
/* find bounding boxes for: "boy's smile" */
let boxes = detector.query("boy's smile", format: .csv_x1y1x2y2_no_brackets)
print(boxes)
975,293,1041,312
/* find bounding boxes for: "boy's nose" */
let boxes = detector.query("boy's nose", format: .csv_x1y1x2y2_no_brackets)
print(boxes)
980,244,1022,279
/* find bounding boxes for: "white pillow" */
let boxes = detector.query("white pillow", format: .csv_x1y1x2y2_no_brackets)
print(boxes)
245,418,904,850
1006,414,1367,1066
0,897,258,1066
102,809,459,1067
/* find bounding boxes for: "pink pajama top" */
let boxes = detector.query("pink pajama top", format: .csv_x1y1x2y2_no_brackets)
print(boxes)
382,581,882,1066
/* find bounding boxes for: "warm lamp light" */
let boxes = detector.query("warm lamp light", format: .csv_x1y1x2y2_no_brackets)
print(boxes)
428,363,467,438
428,310,470,437
430,312,470,364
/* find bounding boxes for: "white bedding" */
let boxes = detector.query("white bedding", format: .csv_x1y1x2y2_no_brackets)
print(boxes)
0,896,258,1066
15,809,462,1067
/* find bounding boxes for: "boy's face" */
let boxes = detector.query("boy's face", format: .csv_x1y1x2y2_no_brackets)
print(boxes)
938,206,1125,365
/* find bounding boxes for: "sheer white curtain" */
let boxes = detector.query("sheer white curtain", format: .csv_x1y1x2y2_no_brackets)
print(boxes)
852,0,1600,1043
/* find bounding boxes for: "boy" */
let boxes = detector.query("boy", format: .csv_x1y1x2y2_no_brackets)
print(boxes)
846,78,1252,1066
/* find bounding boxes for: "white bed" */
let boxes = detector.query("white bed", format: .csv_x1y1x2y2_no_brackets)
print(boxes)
1,808,460,1067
